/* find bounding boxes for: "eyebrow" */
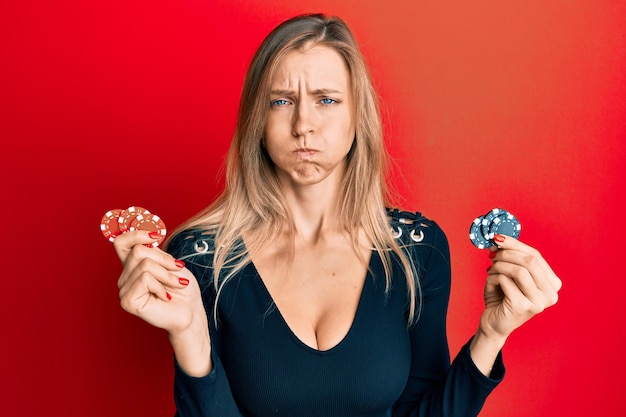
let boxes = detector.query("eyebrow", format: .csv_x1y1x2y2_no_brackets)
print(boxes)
270,88,343,96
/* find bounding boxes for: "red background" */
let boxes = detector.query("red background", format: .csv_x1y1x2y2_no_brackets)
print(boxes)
2,0,624,416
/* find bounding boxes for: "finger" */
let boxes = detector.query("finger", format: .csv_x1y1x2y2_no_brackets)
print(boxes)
495,273,545,319
492,234,538,254
113,230,162,264
488,256,560,314
119,269,172,315
493,249,561,294
118,259,190,303
490,235,562,292
118,255,190,291
483,273,504,307
123,242,184,270
487,261,545,306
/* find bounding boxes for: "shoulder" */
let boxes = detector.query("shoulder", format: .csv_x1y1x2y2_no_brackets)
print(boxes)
165,228,217,261
165,228,221,288
386,208,451,300
165,227,247,284
386,208,449,255
386,208,451,283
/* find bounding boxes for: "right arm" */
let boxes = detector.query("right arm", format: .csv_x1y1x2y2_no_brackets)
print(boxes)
113,230,213,377
114,229,242,416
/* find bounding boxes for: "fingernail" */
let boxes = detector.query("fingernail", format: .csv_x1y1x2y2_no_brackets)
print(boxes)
149,231,160,239
494,234,505,243
179,277,189,286
489,251,497,259
486,266,492,273
175,260,185,268
166,292,172,300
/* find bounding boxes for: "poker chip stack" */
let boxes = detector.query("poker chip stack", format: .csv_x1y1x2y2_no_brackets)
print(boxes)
469,208,521,249
100,206,167,247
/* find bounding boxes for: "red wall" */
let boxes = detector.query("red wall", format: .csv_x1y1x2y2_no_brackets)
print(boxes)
2,0,624,416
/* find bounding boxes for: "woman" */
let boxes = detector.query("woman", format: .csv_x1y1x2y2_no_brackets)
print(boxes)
114,13,561,417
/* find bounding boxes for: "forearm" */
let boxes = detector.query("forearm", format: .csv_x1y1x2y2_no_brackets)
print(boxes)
169,309,213,377
469,329,507,377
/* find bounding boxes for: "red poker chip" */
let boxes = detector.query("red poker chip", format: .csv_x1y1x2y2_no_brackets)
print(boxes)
118,206,150,233
100,209,123,242
129,212,167,247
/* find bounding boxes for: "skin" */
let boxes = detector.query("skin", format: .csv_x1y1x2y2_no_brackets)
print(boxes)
114,231,211,376
264,44,356,190
251,45,368,351
114,43,562,379
470,235,561,375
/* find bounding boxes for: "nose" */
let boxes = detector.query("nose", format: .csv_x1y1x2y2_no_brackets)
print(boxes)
291,100,314,138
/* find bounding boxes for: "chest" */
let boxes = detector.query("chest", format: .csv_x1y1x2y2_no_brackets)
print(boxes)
213,253,412,416
252,243,370,351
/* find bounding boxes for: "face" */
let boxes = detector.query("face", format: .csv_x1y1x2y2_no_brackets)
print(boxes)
264,44,356,189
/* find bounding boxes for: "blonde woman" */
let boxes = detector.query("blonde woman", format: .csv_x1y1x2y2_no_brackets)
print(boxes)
114,13,561,417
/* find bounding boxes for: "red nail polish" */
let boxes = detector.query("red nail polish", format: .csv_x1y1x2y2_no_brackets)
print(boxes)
486,266,492,273
494,234,505,243
175,260,185,268
149,231,159,239
166,292,172,300
179,277,189,286
489,251,497,259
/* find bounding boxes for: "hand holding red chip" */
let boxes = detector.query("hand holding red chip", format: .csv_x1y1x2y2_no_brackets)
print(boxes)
100,206,167,247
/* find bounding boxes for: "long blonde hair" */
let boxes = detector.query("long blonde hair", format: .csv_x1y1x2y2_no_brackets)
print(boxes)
167,13,421,324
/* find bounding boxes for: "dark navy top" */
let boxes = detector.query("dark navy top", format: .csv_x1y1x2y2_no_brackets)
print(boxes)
166,210,504,417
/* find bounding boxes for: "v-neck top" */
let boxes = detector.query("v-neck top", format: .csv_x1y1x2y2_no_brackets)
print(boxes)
167,210,504,417
246,256,372,354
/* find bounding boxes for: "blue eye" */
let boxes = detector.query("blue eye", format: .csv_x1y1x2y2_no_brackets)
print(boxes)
270,99,289,107
320,97,337,105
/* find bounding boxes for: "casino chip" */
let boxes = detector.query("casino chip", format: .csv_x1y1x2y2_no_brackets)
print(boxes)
100,209,123,242
129,212,167,247
100,205,167,247
469,208,522,249
118,206,150,233
469,215,493,249
489,211,521,241
481,208,504,242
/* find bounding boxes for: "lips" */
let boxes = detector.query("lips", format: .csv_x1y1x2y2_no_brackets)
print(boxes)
293,148,319,158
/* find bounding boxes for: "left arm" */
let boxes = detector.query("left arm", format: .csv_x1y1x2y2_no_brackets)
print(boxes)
470,234,562,375
394,216,505,417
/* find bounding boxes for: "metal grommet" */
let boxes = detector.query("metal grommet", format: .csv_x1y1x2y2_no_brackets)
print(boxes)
410,229,424,242
392,227,402,239
194,240,209,253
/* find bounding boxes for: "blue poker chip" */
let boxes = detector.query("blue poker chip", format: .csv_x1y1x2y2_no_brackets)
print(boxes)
469,208,522,249
469,215,494,249
489,211,521,240
481,208,504,241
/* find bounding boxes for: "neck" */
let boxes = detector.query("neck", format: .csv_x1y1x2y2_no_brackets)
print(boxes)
280,181,344,245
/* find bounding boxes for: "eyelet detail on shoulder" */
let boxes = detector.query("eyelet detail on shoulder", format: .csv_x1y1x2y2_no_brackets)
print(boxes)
386,207,430,244
410,229,425,242
194,240,210,253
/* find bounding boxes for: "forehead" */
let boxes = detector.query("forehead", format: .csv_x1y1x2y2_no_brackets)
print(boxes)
271,45,350,88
